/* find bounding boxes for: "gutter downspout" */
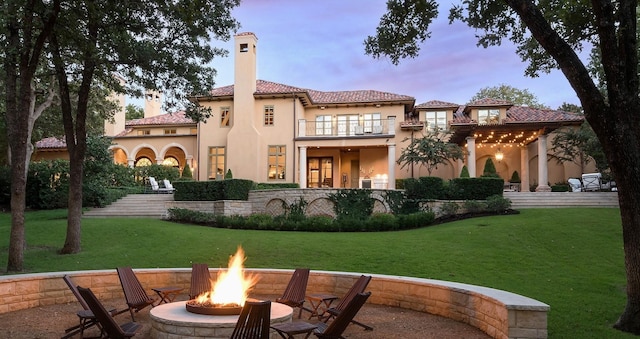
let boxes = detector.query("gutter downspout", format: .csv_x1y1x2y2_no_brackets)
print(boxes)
292,92,297,186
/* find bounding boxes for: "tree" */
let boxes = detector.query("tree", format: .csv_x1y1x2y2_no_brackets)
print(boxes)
481,158,499,178
2,0,60,272
48,0,239,255
125,104,144,121
365,0,640,333
397,130,464,176
470,84,548,108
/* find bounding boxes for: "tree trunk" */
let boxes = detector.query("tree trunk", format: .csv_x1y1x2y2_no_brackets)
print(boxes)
60,147,83,254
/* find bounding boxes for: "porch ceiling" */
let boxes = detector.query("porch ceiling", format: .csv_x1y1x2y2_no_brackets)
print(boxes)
449,121,576,146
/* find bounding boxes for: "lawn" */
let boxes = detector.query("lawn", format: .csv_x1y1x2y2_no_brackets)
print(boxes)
0,208,634,338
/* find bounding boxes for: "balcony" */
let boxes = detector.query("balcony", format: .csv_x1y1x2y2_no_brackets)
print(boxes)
298,117,395,138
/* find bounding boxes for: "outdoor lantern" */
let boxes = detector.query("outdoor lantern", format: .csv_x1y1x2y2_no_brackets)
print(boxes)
495,148,504,162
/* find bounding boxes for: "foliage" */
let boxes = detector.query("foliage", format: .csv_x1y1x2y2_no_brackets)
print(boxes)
284,197,308,222
469,84,548,108
509,171,521,183
172,179,253,201
552,120,608,174
439,201,460,217
449,178,504,200
460,165,470,178
327,189,374,222
125,104,144,120
181,164,193,179
481,158,499,178
463,200,486,213
397,130,464,176
485,195,512,213
225,169,233,179
253,182,299,190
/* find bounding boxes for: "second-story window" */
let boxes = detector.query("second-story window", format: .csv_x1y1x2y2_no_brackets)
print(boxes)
164,129,177,135
221,107,230,127
363,113,381,133
137,129,150,136
426,111,447,131
315,115,332,135
264,105,274,126
478,109,500,125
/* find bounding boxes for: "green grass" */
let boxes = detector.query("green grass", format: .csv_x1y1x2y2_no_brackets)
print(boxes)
0,208,634,338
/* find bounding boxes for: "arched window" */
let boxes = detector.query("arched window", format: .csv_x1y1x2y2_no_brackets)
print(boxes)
135,157,152,167
162,157,179,168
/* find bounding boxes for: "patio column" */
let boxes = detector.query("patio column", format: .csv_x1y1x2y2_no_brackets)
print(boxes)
299,146,307,188
536,134,551,192
466,136,476,177
387,142,396,189
127,159,134,168
520,146,529,192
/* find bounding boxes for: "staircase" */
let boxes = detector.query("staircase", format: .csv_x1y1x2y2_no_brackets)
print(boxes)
504,191,619,209
83,194,174,218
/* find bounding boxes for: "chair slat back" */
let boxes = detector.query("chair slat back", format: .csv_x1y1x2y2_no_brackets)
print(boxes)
78,286,127,338
230,300,271,339
333,275,371,312
277,268,309,307
317,292,370,338
117,267,152,307
63,275,89,310
190,263,212,299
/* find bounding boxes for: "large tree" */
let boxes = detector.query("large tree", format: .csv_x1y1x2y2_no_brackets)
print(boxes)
397,130,464,176
48,0,239,255
470,84,548,108
2,0,60,272
365,0,639,333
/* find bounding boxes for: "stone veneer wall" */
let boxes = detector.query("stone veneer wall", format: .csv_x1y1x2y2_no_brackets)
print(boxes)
0,269,548,339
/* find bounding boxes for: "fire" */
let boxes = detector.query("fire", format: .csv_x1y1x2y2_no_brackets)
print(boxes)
194,246,259,307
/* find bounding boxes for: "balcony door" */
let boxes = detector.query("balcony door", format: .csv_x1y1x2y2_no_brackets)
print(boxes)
307,157,333,188
337,115,359,136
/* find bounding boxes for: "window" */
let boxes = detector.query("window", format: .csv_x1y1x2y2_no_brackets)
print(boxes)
268,145,286,180
337,115,359,136
164,129,176,135
478,109,500,125
426,111,447,131
307,157,332,188
264,105,274,126
190,127,198,134
208,146,225,180
135,157,152,167
220,107,230,127
162,157,179,167
363,113,381,133
240,43,248,52
315,115,332,135
137,129,150,136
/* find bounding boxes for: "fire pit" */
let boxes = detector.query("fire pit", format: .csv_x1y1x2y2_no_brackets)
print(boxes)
185,300,242,315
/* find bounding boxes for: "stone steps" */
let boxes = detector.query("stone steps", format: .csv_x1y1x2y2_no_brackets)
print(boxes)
83,193,173,218
504,191,619,209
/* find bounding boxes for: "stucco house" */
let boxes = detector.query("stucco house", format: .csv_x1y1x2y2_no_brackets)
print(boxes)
35,32,590,191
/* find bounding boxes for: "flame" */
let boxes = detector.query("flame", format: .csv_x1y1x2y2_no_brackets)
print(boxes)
194,246,258,307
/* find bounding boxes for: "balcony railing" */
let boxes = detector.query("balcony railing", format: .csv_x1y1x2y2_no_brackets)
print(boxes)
298,117,396,138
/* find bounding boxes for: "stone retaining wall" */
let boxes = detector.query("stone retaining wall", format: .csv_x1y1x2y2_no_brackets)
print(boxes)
0,269,548,339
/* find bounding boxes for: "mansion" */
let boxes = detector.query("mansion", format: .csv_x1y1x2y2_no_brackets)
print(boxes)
34,32,589,191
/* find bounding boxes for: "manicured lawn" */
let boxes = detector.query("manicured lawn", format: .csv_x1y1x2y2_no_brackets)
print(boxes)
0,208,634,338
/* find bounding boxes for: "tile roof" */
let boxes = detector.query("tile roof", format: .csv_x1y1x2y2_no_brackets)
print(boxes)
467,98,513,107
126,111,195,127
35,136,66,149
505,106,583,123
206,80,414,104
415,100,460,109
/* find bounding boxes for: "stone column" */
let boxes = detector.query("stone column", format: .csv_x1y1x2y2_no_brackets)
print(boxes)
299,146,307,188
387,142,396,189
127,159,134,168
520,146,529,192
536,134,551,192
466,137,476,178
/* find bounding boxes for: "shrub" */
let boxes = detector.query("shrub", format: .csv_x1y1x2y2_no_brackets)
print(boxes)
225,169,233,179
328,189,374,221
181,165,193,179
481,158,500,178
463,200,486,213
509,170,521,183
367,213,398,231
449,177,504,200
285,197,307,222
397,211,436,229
439,201,460,217
460,165,470,178
486,195,512,212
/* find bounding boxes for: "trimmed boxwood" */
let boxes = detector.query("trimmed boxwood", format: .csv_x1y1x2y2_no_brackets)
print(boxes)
449,177,504,200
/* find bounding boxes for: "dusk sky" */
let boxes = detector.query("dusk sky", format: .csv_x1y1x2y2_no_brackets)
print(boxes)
202,0,584,110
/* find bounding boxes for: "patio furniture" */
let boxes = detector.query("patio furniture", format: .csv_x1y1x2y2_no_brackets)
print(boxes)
230,300,271,339
306,294,338,320
148,177,173,193
275,268,310,318
271,292,371,339
61,275,118,339
189,263,212,299
322,275,373,331
162,179,175,192
77,286,142,339
582,172,602,191
151,286,184,305
116,267,157,321
568,178,582,192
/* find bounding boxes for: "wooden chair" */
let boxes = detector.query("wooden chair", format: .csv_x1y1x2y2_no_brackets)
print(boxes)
116,267,157,321
271,292,371,339
275,268,310,318
322,275,372,331
77,286,142,339
230,300,271,339
189,263,211,299
62,275,102,339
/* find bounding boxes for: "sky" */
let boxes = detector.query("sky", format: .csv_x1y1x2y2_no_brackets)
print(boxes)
137,0,584,111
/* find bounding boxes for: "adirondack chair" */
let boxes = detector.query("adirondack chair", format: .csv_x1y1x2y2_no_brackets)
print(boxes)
62,275,116,339
322,275,372,331
77,286,142,339
230,300,271,339
189,263,212,300
116,267,157,321
275,268,310,318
